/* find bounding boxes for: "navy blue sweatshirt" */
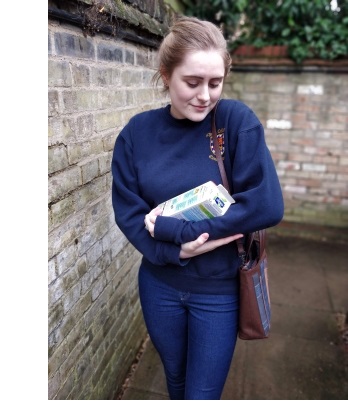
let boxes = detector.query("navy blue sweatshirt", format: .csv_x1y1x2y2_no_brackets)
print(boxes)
112,99,284,294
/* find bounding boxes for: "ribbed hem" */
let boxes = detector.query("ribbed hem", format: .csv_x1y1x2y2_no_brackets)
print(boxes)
141,258,239,295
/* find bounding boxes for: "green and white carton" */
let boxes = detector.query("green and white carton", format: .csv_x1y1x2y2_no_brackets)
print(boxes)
159,181,235,221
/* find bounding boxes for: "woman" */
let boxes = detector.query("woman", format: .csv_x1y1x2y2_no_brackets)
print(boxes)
112,16,284,400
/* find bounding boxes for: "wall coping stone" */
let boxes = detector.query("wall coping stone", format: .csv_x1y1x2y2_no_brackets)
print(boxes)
231,57,348,73
48,0,178,48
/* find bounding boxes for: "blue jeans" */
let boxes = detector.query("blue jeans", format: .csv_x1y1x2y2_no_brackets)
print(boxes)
138,266,239,400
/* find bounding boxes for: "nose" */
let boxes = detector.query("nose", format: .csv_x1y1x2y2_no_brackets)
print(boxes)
197,84,210,102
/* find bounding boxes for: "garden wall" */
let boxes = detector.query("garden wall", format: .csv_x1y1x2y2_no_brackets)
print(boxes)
223,64,348,236
48,0,174,399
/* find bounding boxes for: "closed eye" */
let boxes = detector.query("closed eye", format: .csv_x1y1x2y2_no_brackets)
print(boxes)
186,81,222,89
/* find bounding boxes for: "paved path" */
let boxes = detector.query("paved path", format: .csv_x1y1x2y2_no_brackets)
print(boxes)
120,230,348,400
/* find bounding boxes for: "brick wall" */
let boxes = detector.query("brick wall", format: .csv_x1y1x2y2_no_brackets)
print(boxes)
223,71,348,229
48,0,174,399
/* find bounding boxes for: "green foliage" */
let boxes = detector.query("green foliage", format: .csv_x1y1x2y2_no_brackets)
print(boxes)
181,0,348,63
181,0,248,40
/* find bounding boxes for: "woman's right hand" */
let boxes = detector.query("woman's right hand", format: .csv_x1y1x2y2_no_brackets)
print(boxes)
179,233,243,259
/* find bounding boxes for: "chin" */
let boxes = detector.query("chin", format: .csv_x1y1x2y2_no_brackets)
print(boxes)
187,112,209,122
184,107,210,121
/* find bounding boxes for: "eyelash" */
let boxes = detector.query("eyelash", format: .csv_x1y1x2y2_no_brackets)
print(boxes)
187,83,221,89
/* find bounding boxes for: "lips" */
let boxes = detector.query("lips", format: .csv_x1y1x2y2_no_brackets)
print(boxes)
192,105,209,110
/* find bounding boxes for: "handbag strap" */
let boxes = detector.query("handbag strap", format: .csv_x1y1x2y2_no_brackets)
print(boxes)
211,103,265,263
211,103,230,193
244,230,266,258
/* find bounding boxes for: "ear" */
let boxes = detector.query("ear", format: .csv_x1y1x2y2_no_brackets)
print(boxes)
160,66,169,86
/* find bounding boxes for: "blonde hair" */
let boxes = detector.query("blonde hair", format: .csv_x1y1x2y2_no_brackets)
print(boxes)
153,16,231,91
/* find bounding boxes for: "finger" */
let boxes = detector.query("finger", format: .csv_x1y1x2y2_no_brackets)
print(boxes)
192,233,209,248
150,205,161,214
144,214,152,230
149,214,157,224
153,206,163,215
217,233,243,245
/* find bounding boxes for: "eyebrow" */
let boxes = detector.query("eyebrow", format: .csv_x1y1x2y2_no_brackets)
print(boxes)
182,76,224,81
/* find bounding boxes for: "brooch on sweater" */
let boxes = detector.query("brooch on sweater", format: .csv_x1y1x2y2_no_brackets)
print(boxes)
208,128,225,161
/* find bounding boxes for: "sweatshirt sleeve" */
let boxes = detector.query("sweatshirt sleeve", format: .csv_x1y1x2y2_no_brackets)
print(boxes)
154,119,284,244
112,130,185,266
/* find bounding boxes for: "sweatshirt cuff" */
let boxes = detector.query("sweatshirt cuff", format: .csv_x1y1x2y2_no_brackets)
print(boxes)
154,215,185,244
157,241,190,266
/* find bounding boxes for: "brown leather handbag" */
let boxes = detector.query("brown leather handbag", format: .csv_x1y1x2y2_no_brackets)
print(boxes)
211,103,271,340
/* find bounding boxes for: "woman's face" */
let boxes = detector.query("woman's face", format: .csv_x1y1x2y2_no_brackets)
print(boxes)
165,50,225,122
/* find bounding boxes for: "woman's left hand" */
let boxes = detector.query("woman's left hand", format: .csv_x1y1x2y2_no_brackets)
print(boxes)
144,206,162,237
